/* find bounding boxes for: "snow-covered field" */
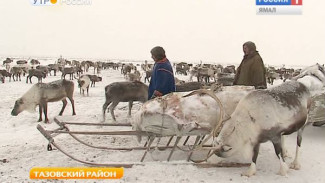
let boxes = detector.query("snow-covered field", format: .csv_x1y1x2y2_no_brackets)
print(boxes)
0,60,324,183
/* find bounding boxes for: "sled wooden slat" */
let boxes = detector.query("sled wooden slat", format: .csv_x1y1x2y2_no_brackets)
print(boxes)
54,117,132,127
47,130,157,136
37,124,54,142
195,162,250,168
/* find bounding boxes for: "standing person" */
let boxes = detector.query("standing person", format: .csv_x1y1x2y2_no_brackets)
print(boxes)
148,46,176,99
233,41,267,89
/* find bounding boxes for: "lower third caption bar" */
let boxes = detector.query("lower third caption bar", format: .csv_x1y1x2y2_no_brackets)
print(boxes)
30,167,124,179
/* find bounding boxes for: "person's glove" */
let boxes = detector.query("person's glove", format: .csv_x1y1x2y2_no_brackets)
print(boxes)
150,90,162,99
150,93,158,99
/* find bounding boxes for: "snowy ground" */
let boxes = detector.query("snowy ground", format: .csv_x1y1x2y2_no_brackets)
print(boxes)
0,61,324,183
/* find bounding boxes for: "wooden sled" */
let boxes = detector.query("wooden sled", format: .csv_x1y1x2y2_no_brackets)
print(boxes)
37,88,257,168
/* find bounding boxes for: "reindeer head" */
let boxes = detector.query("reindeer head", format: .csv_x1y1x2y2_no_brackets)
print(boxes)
77,79,85,88
11,98,24,116
213,118,251,158
11,98,37,116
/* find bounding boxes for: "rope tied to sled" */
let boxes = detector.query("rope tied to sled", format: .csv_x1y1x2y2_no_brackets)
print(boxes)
154,96,169,147
182,89,229,154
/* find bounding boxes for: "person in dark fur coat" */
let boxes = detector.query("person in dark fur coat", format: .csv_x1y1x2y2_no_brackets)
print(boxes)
233,41,267,89
148,46,176,99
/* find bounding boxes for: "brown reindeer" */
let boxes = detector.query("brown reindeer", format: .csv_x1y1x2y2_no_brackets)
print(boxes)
81,61,95,73
11,79,76,123
144,70,152,83
127,70,141,82
87,74,102,87
102,81,148,121
26,69,46,84
190,67,215,83
175,63,190,75
175,82,203,92
223,65,236,74
2,58,13,65
30,59,40,65
36,65,50,76
48,64,59,76
10,66,24,81
16,60,27,65
0,69,12,82
61,67,75,80
121,64,132,77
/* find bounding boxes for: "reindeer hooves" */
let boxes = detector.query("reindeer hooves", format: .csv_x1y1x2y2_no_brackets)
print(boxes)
241,170,256,177
241,164,256,177
290,162,301,170
277,163,289,176
277,170,288,176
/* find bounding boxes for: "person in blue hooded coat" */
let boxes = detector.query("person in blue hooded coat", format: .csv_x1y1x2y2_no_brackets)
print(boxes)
148,46,176,99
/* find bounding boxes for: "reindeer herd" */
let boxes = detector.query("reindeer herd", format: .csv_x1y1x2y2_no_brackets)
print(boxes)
1,57,311,87
0,58,103,83
3,57,324,123
3,58,151,122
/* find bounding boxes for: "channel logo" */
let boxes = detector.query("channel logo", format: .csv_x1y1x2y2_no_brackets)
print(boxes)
256,0,303,15
30,0,92,6
30,0,57,6
256,0,302,5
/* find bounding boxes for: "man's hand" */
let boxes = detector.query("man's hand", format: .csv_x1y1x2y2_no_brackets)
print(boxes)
150,93,158,99
151,90,162,99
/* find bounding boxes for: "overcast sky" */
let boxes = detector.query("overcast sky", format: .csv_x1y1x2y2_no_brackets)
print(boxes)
0,0,324,66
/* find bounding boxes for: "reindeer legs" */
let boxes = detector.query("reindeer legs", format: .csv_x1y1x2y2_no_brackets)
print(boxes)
128,101,133,117
38,102,49,123
102,100,112,122
281,135,290,158
26,75,30,83
109,101,119,121
43,102,49,123
272,136,289,176
59,99,67,116
67,96,76,115
242,144,260,177
290,124,307,170
38,105,43,122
